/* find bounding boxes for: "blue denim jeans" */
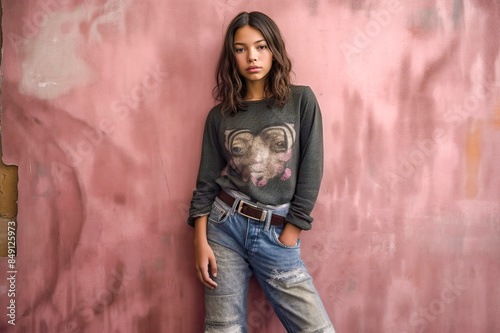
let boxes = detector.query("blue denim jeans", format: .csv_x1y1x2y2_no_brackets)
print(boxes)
204,192,335,333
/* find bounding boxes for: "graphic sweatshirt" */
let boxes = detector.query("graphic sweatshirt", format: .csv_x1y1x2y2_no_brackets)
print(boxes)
188,85,323,230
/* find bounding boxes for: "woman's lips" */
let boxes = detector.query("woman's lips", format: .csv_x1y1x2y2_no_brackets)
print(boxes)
246,66,261,73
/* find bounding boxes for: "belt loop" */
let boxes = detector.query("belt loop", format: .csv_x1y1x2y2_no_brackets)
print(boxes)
230,197,240,215
263,209,272,232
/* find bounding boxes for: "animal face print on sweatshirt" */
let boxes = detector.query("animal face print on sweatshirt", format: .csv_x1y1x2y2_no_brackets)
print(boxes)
225,124,296,187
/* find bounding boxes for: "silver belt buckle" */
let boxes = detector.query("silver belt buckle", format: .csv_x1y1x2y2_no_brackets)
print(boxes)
237,200,267,221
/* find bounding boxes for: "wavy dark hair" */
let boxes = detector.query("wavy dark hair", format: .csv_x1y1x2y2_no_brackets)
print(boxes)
213,11,292,114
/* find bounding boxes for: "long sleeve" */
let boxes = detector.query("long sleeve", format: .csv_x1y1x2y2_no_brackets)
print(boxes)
187,108,226,227
284,87,324,230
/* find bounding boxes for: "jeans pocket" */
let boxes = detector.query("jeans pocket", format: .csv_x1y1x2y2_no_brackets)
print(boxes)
272,226,301,249
208,198,230,225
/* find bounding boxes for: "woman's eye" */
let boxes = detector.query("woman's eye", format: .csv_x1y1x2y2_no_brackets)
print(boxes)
258,45,268,50
234,48,245,53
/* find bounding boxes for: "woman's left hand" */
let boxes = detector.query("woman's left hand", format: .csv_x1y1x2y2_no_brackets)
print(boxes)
278,223,301,246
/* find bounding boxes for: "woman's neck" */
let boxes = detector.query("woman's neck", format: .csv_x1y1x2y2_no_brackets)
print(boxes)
244,80,267,101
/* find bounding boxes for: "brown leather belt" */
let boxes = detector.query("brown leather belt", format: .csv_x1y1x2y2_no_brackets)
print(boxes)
217,190,286,226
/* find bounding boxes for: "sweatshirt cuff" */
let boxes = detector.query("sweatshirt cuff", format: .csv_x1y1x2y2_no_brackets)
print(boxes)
284,214,313,231
187,212,210,228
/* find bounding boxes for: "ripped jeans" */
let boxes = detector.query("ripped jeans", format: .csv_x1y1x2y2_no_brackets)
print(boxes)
204,192,335,333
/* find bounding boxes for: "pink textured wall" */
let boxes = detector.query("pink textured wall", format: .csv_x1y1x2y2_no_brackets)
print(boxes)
1,0,499,332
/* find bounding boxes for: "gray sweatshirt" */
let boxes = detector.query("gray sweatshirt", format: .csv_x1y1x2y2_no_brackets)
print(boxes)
188,85,323,230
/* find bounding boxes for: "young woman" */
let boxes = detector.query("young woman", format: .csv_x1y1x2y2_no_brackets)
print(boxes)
188,11,335,333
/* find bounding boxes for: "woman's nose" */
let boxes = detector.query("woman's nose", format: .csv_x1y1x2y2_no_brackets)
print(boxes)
247,49,257,62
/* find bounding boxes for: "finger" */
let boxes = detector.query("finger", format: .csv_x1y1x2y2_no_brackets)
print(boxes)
196,264,217,289
196,269,210,289
209,255,218,278
201,268,218,289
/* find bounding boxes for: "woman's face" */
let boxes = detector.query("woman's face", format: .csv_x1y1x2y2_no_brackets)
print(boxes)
233,25,273,86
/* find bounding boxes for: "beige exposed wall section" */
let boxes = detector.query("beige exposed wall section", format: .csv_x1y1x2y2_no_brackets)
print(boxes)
0,139,18,257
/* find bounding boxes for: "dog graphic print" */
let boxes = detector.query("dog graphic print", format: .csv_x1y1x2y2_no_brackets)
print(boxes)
225,124,296,187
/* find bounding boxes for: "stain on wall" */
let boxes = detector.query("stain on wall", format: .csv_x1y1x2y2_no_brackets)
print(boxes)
0,0,499,332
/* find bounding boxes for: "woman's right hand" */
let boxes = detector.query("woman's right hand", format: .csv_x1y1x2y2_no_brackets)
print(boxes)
194,216,218,289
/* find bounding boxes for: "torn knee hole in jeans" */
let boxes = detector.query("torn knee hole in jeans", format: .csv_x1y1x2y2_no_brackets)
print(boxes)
267,267,311,288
